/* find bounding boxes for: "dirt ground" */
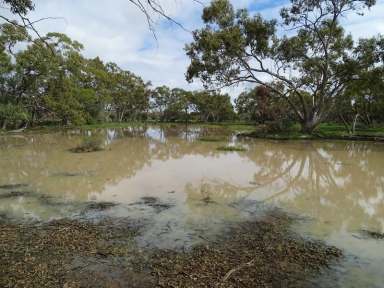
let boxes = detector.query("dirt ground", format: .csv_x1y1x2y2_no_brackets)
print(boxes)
0,211,342,288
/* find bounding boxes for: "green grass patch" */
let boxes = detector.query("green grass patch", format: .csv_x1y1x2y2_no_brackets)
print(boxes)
198,136,226,142
217,145,247,152
69,137,105,153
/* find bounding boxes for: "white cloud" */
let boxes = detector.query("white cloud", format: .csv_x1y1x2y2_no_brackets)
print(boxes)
5,0,384,98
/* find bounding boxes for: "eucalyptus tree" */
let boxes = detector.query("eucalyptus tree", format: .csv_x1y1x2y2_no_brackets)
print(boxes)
333,35,384,130
236,86,285,123
106,63,150,122
1,0,34,24
192,90,234,122
14,32,90,125
151,85,172,121
0,23,30,129
186,0,377,133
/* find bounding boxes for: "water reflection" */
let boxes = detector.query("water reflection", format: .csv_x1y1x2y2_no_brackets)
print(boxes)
0,128,383,231
245,141,384,234
0,127,383,233
1,126,384,286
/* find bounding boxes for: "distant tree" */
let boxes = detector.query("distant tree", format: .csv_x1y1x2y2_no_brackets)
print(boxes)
150,86,194,122
0,25,151,127
186,0,377,133
106,63,149,122
151,86,172,121
14,32,88,125
192,91,235,122
235,86,291,124
333,36,384,132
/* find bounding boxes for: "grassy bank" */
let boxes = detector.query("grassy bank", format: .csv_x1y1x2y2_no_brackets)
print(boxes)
239,123,384,142
12,121,255,134
4,121,384,142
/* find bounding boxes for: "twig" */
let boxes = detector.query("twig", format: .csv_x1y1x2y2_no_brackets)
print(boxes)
222,259,256,282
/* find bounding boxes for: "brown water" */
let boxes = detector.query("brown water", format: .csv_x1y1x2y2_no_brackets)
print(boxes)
0,125,383,287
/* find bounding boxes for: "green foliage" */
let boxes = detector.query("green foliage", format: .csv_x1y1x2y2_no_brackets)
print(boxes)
106,63,150,122
216,145,247,152
0,24,152,128
2,0,34,15
235,86,292,128
70,136,105,153
191,91,235,122
198,136,226,142
186,0,381,133
150,87,234,123
0,103,29,129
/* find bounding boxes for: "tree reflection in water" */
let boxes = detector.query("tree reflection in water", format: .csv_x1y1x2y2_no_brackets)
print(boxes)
0,126,383,238
246,140,384,234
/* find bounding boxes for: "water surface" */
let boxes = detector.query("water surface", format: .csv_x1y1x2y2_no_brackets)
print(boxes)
1,125,383,287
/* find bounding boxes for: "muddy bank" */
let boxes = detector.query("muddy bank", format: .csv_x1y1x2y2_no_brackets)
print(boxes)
0,211,342,288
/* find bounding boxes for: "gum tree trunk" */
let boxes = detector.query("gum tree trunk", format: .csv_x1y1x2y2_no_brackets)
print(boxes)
300,112,322,134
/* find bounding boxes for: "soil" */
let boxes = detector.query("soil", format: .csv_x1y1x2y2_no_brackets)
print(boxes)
0,211,342,288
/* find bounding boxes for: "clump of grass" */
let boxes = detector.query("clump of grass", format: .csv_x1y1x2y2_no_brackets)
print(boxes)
359,229,384,240
85,202,117,211
70,137,104,153
217,145,247,152
198,136,226,142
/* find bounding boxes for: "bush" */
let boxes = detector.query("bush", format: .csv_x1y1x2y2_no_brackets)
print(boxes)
0,104,29,130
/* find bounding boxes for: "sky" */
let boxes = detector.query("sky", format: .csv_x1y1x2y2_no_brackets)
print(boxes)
14,0,384,96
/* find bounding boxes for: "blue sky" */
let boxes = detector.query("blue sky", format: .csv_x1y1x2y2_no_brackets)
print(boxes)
20,0,384,96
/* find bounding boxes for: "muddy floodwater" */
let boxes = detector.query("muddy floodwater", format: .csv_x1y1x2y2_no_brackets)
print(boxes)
0,125,384,287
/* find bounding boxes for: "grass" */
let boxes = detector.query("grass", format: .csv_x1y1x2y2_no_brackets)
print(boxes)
316,123,384,137
239,123,384,141
79,121,256,133
8,120,384,142
217,145,247,152
69,137,105,153
198,136,227,142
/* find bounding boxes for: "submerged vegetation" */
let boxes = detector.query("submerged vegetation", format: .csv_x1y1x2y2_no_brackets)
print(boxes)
69,137,105,153
198,136,226,142
217,145,247,152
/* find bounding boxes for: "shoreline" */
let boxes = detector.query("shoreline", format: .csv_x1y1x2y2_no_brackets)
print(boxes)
0,210,342,288
237,131,384,142
2,122,384,143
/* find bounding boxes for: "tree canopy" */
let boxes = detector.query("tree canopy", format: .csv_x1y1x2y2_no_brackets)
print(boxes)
186,0,381,132
0,23,235,129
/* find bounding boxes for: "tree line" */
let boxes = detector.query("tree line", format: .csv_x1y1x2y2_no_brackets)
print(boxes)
1,0,384,133
0,23,235,129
